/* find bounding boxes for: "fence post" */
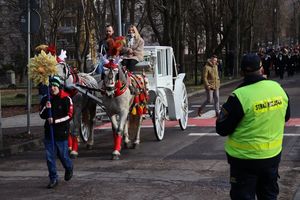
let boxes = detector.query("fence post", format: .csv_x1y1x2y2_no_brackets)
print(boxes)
0,92,3,150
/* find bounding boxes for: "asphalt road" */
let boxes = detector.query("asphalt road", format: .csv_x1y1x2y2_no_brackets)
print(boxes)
0,73,299,200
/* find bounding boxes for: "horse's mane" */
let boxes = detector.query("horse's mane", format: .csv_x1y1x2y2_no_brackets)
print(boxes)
78,73,98,89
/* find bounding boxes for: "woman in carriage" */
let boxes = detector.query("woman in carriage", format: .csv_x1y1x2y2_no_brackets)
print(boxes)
121,25,145,72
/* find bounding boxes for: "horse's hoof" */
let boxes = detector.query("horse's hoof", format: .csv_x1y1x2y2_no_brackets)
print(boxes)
124,142,132,149
70,154,78,159
86,144,93,150
132,143,139,149
112,154,120,160
70,151,78,159
112,150,121,160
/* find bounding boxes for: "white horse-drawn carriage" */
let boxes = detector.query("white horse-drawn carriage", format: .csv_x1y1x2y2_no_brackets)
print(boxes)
57,46,188,159
132,46,188,140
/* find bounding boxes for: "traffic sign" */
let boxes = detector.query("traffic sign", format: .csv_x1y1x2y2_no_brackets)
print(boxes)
20,9,41,34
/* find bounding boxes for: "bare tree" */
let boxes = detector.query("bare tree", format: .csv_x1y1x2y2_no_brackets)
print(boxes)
72,0,94,72
43,0,66,45
92,0,108,43
146,0,186,68
185,1,205,84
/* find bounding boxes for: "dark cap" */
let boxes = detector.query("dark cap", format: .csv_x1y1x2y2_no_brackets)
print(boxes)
49,76,61,87
241,53,261,72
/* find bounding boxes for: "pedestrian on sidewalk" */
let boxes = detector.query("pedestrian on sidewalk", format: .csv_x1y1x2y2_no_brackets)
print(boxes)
39,76,74,189
198,55,220,117
216,53,290,200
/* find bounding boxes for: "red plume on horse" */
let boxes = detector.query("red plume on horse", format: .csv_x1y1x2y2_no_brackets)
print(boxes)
107,36,126,58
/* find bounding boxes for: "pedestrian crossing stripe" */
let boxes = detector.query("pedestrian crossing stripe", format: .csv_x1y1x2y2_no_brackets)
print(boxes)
188,133,300,137
94,117,300,130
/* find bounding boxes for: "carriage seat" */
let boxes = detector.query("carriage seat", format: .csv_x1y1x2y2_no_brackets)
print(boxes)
130,61,153,73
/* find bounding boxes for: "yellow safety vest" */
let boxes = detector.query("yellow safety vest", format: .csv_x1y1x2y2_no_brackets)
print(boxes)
225,80,288,159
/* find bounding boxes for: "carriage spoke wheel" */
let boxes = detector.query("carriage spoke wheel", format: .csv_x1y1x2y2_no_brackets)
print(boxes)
80,118,90,143
152,95,165,141
179,84,188,130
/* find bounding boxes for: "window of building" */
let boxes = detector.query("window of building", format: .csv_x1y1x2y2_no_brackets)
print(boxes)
68,51,76,60
65,34,74,43
66,18,71,27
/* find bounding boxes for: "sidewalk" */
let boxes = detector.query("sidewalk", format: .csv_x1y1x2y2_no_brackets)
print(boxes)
1,112,43,129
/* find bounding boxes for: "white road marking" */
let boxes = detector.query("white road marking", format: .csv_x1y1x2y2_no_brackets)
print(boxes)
189,133,218,136
189,133,300,137
191,105,214,108
194,110,216,119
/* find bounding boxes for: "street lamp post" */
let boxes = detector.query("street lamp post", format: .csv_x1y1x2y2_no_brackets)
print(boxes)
0,92,2,150
116,0,122,36
235,0,239,77
27,0,31,134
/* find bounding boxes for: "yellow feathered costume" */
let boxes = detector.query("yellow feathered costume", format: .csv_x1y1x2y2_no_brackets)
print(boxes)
28,50,58,85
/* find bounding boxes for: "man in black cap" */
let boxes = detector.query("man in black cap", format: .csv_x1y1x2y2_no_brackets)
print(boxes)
39,76,74,188
216,53,290,199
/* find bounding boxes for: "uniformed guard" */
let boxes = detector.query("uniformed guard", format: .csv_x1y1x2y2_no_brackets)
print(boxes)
216,53,290,200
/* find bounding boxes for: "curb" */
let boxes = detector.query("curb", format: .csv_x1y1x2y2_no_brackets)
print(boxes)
0,138,43,157
293,185,300,200
187,78,242,98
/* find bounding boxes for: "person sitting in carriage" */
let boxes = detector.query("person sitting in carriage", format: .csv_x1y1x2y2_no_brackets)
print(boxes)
121,25,145,72
96,25,116,74
99,25,147,96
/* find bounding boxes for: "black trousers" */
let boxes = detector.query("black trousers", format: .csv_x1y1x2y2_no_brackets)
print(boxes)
229,164,279,200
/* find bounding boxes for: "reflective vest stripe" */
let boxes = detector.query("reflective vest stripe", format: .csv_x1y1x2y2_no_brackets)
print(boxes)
227,138,282,151
55,116,70,124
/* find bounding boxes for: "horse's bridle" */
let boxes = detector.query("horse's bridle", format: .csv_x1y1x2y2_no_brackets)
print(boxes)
59,63,72,80
57,62,79,86
103,59,127,97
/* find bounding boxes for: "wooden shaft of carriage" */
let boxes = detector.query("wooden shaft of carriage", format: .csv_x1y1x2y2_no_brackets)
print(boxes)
69,84,105,108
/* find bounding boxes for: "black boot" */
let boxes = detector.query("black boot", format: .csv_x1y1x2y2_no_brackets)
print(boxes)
47,179,58,189
198,107,203,116
64,169,73,181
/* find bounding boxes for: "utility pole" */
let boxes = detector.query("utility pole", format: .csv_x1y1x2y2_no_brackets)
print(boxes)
27,0,31,134
235,0,239,77
293,0,297,45
272,0,276,47
0,92,2,150
275,0,279,48
116,0,122,36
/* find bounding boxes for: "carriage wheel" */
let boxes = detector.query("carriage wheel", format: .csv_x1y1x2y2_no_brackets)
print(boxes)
80,118,90,143
152,95,166,141
179,84,188,130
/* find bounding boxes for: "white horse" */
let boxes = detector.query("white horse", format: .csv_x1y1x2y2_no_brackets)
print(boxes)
56,62,98,149
101,57,146,160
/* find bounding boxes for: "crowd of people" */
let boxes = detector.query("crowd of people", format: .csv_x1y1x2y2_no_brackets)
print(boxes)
259,46,300,79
